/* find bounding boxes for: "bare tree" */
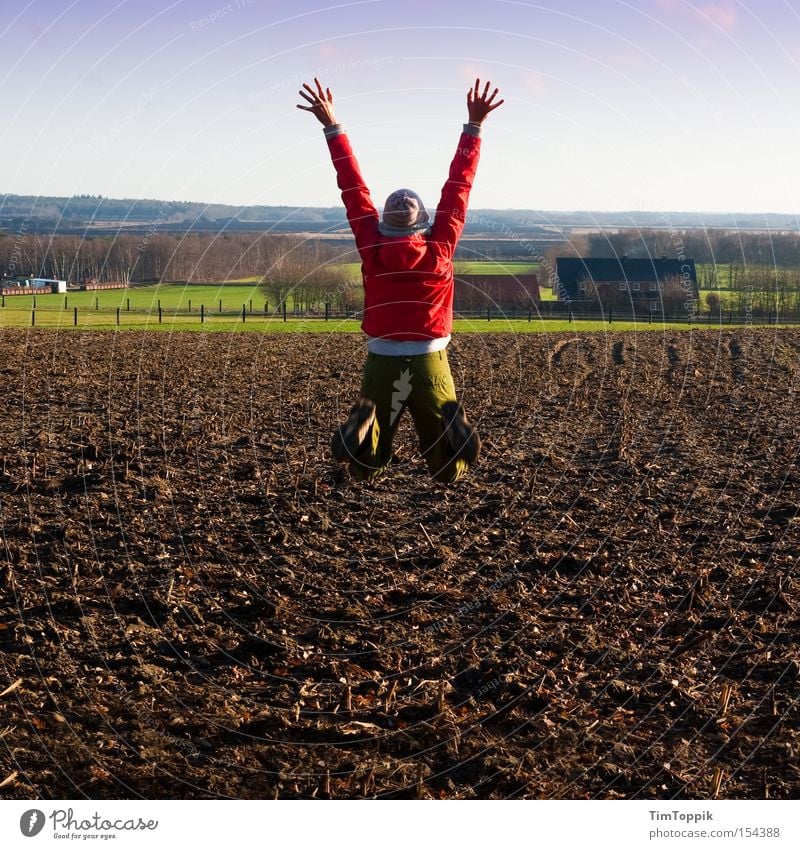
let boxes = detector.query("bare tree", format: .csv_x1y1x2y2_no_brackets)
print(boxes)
661,275,695,316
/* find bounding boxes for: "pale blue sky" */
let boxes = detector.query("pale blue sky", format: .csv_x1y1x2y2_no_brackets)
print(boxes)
1,0,799,213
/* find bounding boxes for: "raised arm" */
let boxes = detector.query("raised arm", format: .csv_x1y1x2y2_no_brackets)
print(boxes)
430,79,503,254
297,78,378,252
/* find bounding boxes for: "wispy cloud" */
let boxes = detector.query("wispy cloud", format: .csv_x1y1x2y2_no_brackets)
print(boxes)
606,49,644,69
318,41,345,60
698,2,737,32
655,0,738,33
523,72,547,95
458,63,491,85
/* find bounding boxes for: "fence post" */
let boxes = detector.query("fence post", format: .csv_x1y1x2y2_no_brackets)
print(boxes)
1,294,4,307
95,296,99,310
74,306,78,326
31,309,35,326
158,305,162,324
609,308,613,323
219,299,223,313
249,299,253,314
242,304,246,323
64,296,68,309
649,311,653,325
188,299,192,313
283,302,287,322
487,306,490,322
569,307,573,324
116,307,120,326
528,306,532,323
729,310,733,325
325,302,329,321
127,297,130,311
33,296,36,308
264,301,268,316
201,304,205,324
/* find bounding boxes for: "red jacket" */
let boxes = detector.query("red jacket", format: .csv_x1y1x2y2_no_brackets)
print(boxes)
326,129,481,341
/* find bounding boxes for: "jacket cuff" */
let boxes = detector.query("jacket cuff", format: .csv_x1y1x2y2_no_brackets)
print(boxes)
323,123,345,139
463,122,481,137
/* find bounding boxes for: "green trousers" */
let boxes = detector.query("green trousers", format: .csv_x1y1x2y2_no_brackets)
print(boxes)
350,349,470,483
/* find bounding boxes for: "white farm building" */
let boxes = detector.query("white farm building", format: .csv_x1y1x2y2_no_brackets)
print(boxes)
26,278,67,293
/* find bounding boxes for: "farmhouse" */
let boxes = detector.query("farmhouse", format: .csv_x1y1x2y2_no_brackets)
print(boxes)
554,257,699,312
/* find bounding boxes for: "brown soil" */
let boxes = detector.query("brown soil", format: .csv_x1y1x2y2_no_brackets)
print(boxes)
0,328,798,800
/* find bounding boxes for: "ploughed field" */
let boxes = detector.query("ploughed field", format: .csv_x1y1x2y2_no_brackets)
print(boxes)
1,328,798,800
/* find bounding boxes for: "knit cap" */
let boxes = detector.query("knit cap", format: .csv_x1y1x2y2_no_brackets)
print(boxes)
379,188,431,236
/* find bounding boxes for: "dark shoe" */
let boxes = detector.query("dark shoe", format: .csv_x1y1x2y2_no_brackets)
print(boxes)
441,401,480,464
331,398,376,461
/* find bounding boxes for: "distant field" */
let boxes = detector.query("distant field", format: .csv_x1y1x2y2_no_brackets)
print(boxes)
454,261,540,275
331,260,556,300
332,261,540,276
0,283,264,313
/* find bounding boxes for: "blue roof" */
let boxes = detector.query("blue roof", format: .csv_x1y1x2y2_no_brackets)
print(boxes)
556,257,697,284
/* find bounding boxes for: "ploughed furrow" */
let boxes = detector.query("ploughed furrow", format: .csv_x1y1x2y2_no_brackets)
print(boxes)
660,334,708,393
545,337,618,470
728,336,745,383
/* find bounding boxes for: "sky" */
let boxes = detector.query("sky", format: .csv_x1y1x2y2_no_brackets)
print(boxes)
1,0,799,214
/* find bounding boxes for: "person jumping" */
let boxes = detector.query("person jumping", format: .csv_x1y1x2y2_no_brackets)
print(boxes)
297,77,503,483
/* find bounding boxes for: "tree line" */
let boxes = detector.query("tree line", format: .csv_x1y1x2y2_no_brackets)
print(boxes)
552,228,800,268
4,226,800,316
0,231,539,313
0,231,364,311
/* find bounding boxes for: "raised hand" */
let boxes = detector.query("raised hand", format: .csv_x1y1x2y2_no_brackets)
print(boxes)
467,79,504,125
296,78,337,127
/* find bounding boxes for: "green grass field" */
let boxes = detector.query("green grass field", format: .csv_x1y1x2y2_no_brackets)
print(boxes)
332,260,558,300
2,279,793,332
1,283,264,313
0,267,557,329
0,308,773,335
454,261,540,275
696,262,800,289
